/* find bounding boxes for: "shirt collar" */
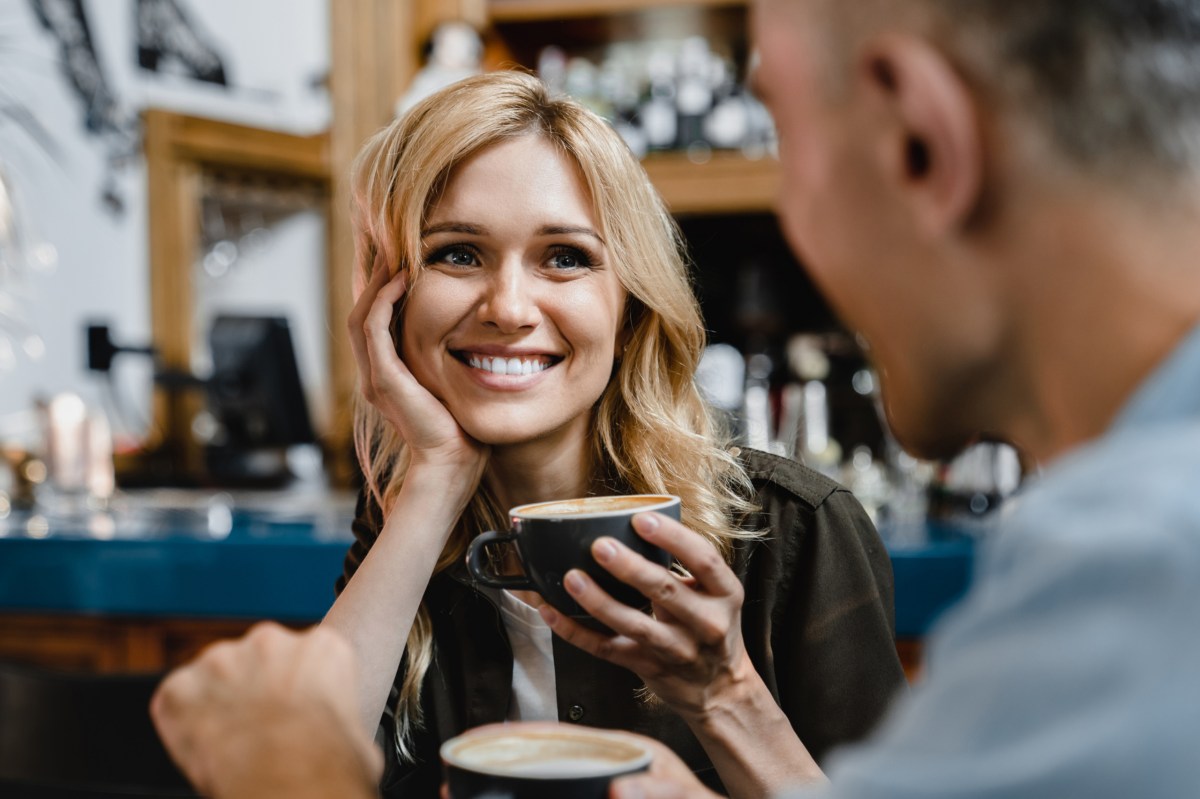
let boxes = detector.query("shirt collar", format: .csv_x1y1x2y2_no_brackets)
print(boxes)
1111,321,1200,432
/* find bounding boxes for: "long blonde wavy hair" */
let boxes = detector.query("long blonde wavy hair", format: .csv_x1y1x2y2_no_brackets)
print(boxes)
350,71,758,760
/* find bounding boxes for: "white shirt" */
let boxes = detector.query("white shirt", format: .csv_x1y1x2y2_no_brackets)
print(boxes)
498,590,558,722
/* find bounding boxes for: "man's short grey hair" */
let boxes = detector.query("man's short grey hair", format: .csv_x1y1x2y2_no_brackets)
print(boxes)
930,0,1200,176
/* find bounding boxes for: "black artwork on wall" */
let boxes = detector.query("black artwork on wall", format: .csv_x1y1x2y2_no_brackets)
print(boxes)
28,0,232,214
135,0,228,86
28,0,140,213
29,0,124,136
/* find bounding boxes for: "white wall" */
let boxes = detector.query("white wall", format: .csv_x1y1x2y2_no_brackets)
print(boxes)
0,0,330,450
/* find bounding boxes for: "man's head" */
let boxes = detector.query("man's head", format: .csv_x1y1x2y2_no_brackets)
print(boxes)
752,0,1200,459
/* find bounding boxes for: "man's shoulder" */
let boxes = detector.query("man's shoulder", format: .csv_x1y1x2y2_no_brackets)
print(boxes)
1006,418,1200,546
958,418,1200,629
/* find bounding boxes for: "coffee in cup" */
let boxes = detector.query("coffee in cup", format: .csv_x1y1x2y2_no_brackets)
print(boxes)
465,494,680,627
441,722,652,799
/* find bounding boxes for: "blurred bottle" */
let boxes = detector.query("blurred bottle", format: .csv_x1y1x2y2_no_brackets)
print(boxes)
927,441,1023,527
703,53,751,150
786,335,842,477
741,51,778,160
537,45,569,97
395,20,482,117
743,352,775,453
599,52,647,157
640,49,678,152
697,342,749,445
675,37,714,152
564,57,610,120
842,445,890,525
39,392,115,511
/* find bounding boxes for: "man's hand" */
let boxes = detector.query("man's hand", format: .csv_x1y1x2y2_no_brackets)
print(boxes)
150,623,383,799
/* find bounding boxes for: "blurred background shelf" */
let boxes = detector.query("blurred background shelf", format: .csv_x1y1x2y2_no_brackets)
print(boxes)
0,497,972,679
643,150,779,214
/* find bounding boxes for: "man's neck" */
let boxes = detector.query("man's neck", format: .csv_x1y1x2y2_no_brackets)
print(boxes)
997,178,1200,464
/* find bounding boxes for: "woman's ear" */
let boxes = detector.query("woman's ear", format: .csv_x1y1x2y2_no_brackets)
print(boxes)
858,34,984,237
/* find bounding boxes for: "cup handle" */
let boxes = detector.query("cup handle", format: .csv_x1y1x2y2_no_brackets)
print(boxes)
466,530,535,590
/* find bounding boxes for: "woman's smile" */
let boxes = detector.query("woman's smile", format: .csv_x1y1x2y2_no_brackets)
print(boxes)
449,348,564,392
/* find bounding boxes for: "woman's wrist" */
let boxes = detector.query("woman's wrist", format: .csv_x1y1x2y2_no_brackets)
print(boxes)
687,650,770,730
386,460,479,529
686,655,826,796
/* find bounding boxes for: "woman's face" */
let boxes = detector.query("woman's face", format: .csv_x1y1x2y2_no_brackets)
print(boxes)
400,134,628,449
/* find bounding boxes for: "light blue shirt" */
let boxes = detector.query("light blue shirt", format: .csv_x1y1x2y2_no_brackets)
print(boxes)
790,324,1200,798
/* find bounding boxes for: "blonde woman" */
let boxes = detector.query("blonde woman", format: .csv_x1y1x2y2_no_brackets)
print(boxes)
324,71,903,797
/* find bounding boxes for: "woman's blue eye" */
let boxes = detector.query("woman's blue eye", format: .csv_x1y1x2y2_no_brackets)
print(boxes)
549,248,592,270
427,246,478,267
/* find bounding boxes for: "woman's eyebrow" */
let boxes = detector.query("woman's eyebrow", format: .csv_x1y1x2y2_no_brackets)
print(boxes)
539,225,605,245
421,221,605,245
421,221,487,237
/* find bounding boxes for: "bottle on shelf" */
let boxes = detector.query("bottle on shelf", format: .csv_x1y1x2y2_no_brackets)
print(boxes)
640,49,679,152
674,36,715,155
785,334,842,477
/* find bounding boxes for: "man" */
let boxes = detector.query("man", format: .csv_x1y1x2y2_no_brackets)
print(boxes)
151,0,1200,796
606,0,1200,795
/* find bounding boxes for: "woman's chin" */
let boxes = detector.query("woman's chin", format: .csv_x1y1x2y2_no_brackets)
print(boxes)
457,414,580,451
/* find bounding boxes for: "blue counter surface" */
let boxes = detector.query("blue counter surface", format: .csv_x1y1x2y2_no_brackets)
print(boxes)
0,491,975,636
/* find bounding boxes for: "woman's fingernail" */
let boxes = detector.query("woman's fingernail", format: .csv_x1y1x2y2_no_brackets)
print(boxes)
594,538,617,562
633,512,661,534
564,570,586,594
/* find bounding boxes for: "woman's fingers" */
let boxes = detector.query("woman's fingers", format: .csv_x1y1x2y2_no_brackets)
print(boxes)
348,265,398,390
632,513,744,604
362,272,411,387
348,263,392,346
572,529,739,648
537,605,649,672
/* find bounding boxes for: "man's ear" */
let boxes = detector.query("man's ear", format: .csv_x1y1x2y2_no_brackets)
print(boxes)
857,35,983,237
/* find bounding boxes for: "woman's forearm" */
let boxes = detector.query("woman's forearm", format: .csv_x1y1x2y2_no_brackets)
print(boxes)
321,465,473,735
687,657,827,799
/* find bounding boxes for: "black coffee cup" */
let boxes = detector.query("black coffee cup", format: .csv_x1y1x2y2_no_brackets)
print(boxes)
442,722,653,799
465,494,680,626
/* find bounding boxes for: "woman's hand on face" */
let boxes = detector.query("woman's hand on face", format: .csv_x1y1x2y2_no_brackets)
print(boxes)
538,513,757,724
348,266,488,475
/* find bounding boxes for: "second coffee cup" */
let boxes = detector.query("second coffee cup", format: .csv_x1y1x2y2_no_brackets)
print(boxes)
466,494,680,627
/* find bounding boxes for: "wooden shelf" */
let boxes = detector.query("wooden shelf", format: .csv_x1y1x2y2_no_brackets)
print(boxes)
641,150,779,215
144,110,330,178
484,0,766,216
489,0,745,22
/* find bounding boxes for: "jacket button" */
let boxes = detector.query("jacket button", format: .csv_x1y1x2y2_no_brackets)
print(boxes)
567,704,585,722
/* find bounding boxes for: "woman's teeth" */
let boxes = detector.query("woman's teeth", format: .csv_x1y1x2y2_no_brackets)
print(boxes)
466,355,551,376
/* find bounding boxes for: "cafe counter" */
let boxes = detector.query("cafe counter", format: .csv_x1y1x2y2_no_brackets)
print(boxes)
0,490,974,675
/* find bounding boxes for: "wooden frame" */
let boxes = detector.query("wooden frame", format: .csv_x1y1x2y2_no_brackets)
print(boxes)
142,0,434,486
326,0,426,483
489,0,746,22
143,110,331,476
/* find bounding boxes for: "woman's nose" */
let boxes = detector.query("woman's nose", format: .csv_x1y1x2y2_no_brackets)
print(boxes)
478,263,541,332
